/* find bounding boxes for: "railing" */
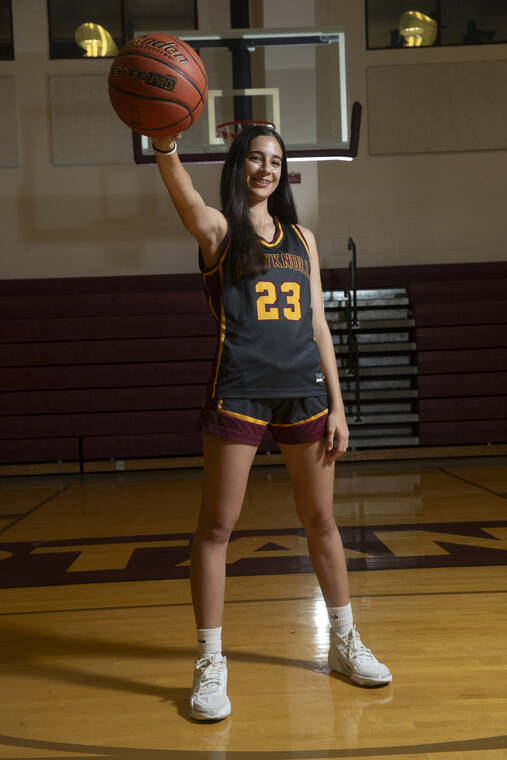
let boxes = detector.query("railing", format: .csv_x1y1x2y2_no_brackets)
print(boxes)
348,237,359,328
345,238,362,423
324,240,419,449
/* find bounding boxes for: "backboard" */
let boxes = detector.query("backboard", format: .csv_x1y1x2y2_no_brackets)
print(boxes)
132,27,360,164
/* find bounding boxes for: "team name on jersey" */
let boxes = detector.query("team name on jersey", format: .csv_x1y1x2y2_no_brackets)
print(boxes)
265,252,310,279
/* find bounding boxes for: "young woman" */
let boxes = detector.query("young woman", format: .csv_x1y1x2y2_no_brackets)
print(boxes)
152,126,391,721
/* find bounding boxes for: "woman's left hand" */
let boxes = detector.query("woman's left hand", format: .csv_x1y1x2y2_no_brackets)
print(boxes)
326,409,349,462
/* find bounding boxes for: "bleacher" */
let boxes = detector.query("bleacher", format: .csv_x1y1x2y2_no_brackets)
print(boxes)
0,261,506,472
410,278,507,445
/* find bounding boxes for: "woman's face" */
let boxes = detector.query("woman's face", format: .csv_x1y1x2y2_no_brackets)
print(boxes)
243,135,283,200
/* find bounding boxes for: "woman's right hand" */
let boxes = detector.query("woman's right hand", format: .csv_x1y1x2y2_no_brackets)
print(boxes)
152,134,181,152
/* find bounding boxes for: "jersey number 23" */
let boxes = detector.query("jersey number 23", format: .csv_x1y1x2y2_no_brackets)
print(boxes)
255,281,301,321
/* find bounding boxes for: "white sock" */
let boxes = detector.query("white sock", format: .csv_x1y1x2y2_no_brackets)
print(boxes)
327,602,353,636
197,626,222,658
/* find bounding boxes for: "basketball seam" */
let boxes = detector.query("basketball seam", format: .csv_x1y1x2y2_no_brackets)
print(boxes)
112,50,207,105
108,84,202,130
175,41,207,80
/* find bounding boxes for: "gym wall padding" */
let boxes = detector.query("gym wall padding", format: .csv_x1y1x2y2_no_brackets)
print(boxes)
48,75,133,166
367,60,507,155
1,261,506,465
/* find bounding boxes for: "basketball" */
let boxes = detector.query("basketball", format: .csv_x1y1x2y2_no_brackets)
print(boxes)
108,33,208,137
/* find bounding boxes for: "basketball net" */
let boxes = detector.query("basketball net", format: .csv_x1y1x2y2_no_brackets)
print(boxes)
216,120,276,145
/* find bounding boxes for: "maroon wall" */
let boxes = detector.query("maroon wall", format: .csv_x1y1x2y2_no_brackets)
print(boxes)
0,260,506,465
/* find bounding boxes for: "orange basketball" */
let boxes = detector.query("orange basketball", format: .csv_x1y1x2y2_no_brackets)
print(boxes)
108,33,208,137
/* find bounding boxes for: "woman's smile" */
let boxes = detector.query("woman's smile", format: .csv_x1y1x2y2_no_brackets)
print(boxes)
244,135,282,196
251,176,271,187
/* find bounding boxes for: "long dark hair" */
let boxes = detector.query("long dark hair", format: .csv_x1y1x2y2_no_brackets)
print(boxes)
220,126,298,278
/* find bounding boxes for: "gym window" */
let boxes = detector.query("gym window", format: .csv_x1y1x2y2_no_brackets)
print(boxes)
366,0,507,50
0,0,14,60
47,0,197,60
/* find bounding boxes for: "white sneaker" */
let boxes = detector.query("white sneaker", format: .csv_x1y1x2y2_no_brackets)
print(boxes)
328,626,392,686
189,653,231,721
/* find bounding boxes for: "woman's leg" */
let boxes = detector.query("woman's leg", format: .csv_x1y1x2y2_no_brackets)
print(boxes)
189,433,258,720
191,432,258,629
279,437,349,606
279,436,392,686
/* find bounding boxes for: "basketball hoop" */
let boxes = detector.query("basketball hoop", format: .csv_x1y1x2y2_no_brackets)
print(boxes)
216,120,276,145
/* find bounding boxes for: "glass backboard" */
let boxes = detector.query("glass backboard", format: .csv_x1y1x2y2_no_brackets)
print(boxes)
132,27,360,164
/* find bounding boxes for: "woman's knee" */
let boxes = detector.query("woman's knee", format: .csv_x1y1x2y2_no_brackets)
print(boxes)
300,506,337,538
196,511,239,545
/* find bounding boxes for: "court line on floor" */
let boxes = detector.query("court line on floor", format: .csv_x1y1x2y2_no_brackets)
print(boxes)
1,589,505,617
0,513,25,519
439,467,507,498
0,485,71,537
0,731,505,758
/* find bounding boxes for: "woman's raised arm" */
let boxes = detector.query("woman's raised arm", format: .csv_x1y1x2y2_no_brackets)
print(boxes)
153,136,227,267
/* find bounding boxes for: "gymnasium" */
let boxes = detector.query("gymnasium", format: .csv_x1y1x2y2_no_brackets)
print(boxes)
0,0,506,757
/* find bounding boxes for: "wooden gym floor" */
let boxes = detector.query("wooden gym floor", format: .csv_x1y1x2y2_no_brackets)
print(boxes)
0,456,506,759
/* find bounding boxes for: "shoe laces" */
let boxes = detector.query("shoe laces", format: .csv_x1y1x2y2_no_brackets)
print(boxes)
196,654,225,693
341,626,376,662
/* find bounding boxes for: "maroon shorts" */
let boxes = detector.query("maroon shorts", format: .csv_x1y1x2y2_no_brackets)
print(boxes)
199,395,329,447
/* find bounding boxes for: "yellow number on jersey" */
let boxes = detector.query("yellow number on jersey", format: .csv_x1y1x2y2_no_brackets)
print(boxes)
255,280,302,321
281,281,301,321
255,281,279,320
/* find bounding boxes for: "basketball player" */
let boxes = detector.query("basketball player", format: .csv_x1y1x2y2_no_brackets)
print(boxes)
152,127,391,721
